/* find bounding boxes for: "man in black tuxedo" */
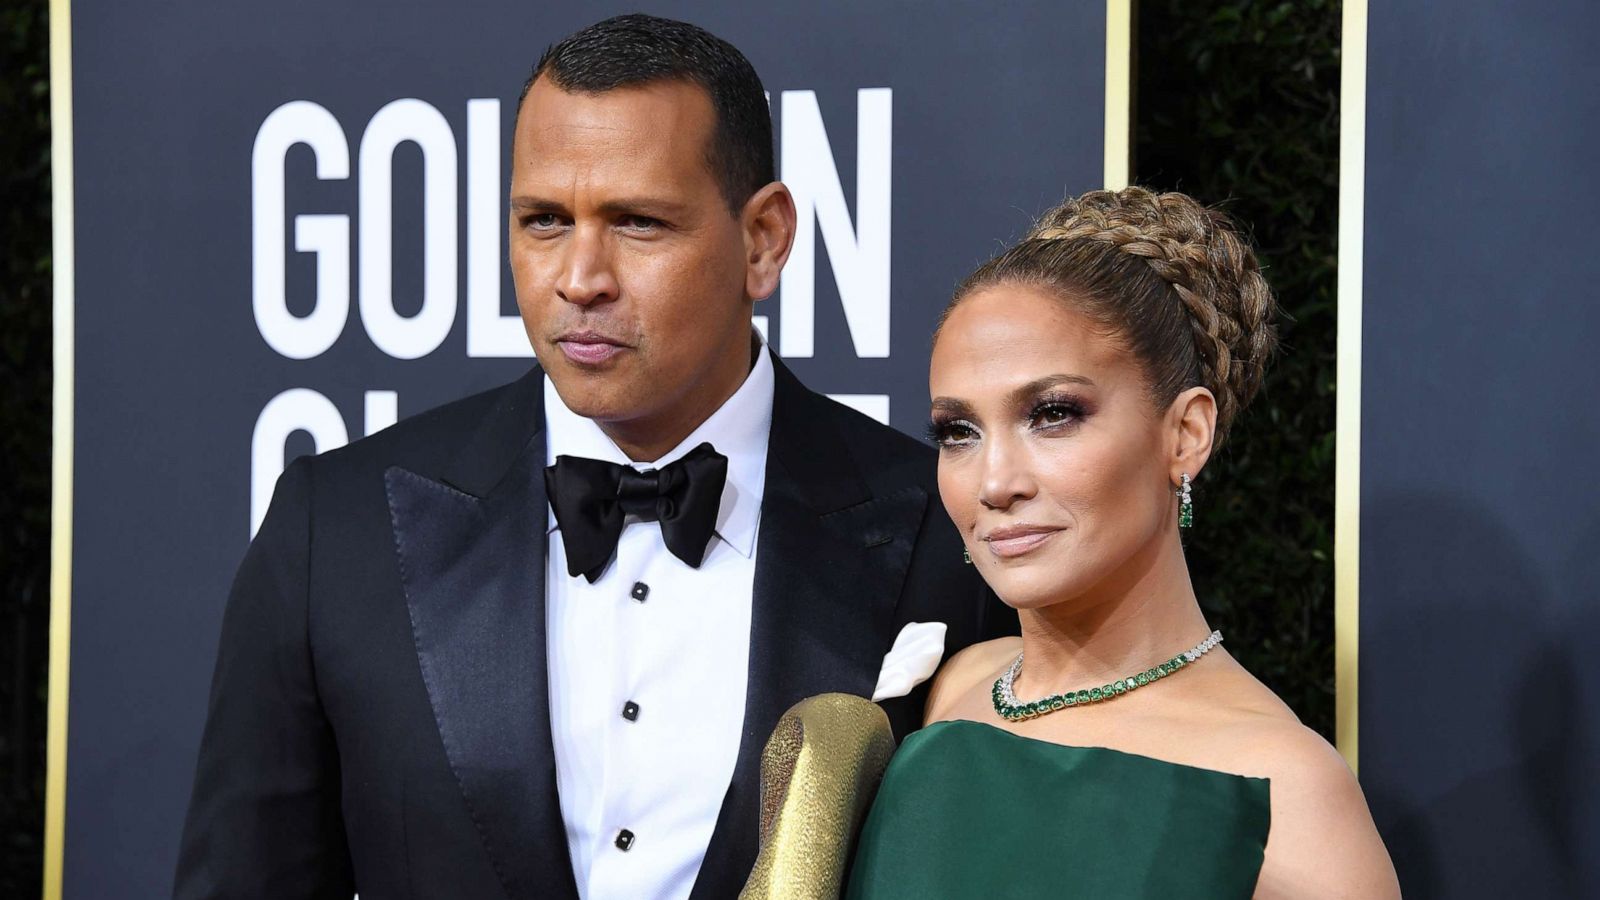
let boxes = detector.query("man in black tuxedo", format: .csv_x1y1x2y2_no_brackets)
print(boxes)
176,14,1006,900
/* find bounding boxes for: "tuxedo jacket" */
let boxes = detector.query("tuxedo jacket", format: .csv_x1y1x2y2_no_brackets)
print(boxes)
174,356,1010,900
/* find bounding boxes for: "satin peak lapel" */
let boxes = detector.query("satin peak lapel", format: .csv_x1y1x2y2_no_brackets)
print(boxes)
688,357,927,900
385,370,578,900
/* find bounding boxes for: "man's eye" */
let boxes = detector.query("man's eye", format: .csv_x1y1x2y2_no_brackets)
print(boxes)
524,213,562,231
618,215,661,231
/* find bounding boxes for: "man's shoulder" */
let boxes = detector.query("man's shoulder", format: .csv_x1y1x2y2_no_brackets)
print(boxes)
310,369,539,483
810,393,935,486
818,395,929,454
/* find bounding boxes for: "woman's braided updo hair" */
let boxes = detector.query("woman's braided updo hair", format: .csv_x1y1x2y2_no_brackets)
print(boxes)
944,186,1279,448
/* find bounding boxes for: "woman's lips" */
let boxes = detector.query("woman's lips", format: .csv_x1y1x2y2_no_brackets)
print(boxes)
982,528,1062,559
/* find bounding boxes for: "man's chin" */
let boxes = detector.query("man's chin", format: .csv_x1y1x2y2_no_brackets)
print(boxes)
545,369,640,422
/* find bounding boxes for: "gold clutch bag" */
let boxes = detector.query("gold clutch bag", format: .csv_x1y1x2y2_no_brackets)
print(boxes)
738,693,896,900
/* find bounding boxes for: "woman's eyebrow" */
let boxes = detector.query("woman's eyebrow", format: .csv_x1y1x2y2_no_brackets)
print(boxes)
1008,373,1095,406
929,397,974,417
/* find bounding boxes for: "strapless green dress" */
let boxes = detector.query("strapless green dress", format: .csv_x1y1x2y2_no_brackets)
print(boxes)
844,720,1270,899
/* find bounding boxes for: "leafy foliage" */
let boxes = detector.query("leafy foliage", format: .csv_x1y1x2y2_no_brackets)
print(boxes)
1,0,52,894
1135,0,1342,739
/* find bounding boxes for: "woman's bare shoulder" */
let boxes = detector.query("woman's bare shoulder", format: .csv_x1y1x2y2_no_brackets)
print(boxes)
1197,663,1357,792
923,637,1021,723
1196,671,1400,899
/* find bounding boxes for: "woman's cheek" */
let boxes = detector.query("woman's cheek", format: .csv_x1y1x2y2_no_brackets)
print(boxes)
936,461,975,533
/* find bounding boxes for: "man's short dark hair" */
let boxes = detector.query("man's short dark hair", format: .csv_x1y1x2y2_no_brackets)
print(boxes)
521,14,775,214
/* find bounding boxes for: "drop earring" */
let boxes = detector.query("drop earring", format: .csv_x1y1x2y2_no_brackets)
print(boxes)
1177,474,1194,528
963,547,972,564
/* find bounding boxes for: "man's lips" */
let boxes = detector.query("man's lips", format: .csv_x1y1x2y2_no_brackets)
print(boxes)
554,331,629,366
981,525,1063,559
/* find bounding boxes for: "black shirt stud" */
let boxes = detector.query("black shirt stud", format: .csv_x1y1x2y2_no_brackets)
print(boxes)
615,829,635,851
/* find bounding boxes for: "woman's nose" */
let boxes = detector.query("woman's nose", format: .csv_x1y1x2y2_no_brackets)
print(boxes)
977,438,1036,511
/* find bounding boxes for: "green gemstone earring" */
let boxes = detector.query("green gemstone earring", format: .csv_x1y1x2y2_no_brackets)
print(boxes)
963,547,972,564
1177,473,1194,528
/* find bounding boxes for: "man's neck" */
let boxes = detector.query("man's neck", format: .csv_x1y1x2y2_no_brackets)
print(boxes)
598,337,764,462
602,419,711,464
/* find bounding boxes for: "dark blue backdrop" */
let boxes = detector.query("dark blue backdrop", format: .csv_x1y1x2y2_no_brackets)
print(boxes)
1358,1,1600,895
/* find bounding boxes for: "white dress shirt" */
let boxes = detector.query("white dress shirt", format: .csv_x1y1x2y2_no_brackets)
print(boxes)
544,346,774,900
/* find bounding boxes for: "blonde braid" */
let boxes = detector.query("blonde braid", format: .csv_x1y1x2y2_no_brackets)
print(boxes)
1029,187,1277,441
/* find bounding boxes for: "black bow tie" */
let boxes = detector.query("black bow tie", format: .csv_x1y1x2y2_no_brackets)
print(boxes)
544,442,729,583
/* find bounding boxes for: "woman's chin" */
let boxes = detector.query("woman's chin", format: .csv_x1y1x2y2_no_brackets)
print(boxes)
979,560,1107,608
987,576,1091,612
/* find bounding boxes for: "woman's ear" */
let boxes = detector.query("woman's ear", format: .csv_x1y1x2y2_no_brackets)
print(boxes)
1167,386,1217,484
741,182,797,303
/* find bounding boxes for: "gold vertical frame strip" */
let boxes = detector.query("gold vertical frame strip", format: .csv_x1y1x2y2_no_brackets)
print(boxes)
1104,0,1133,189
45,0,75,896
1334,0,1367,774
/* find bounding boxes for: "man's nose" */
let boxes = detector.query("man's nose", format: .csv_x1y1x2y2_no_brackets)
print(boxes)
556,225,619,307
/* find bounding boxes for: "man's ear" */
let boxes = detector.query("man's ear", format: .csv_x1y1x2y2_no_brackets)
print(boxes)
1167,386,1217,485
741,182,797,302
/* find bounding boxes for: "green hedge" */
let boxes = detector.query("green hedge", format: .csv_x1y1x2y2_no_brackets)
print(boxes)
1,0,52,894
1136,0,1341,740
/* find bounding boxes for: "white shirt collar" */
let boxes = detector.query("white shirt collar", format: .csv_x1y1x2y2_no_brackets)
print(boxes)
544,335,774,559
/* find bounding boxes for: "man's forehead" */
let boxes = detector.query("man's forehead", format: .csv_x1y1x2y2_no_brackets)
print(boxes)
511,121,698,188
511,79,719,197
518,77,715,142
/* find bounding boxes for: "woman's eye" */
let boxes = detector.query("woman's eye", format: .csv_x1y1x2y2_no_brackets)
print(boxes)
1030,403,1082,429
926,420,979,447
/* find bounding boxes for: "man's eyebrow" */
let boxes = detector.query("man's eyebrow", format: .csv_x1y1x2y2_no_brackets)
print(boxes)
508,196,691,218
594,197,691,218
510,196,566,211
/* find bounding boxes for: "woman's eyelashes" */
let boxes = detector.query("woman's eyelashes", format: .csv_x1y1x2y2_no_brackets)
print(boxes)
926,417,979,448
1027,395,1089,432
928,395,1090,449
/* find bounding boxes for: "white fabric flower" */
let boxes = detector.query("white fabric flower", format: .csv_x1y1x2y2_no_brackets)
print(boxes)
870,622,948,701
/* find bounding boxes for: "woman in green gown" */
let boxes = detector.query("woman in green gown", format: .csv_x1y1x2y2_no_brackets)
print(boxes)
844,188,1399,899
